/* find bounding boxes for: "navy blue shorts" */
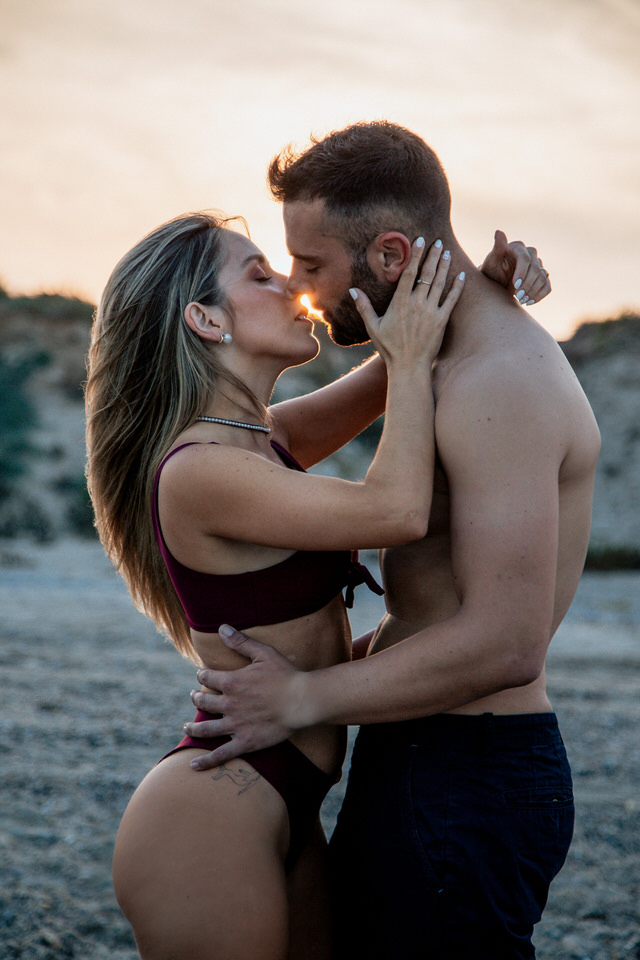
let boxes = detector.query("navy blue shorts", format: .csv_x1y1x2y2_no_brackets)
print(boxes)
330,713,574,960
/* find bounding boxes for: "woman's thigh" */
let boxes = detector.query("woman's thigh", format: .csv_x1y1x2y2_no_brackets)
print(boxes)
113,750,291,960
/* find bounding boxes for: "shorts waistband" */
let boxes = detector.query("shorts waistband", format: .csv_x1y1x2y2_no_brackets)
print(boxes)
359,712,561,750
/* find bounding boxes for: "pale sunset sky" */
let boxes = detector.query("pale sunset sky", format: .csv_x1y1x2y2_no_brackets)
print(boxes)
1,0,638,340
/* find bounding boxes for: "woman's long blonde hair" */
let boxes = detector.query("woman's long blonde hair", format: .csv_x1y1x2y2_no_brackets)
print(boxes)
86,212,265,660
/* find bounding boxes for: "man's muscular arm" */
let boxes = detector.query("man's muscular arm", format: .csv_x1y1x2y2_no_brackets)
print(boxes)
186,356,563,768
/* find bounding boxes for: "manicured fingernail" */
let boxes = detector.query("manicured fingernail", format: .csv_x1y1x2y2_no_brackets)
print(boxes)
219,623,234,637
349,288,358,300
458,272,465,281
434,239,443,249
514,278,522,290
527,299,535,306
443,250,450,261
416,237,425,248
516,290,525,301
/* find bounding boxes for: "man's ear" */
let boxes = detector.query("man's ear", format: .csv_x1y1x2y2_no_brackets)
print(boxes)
184,302,225,342
367,232,412,283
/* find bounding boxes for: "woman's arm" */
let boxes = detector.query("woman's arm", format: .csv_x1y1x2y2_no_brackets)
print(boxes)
269,353,387,470
162,242,464,552
479,230,551,303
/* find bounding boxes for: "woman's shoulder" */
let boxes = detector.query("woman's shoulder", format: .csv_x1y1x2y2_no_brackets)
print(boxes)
158,433,294,503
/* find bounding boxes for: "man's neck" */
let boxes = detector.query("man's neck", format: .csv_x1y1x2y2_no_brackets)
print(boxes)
435,245,514,359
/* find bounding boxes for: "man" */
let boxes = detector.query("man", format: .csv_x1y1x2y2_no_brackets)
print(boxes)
184,122,600,957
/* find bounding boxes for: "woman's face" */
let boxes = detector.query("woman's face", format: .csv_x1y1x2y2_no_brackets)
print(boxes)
219,230,319,366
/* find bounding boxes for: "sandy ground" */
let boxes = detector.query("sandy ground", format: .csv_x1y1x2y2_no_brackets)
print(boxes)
1,538,639,959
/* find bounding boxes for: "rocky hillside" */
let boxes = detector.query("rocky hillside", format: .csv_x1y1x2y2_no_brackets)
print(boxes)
0,290,92,542
561,315,640,561
0,288,638,562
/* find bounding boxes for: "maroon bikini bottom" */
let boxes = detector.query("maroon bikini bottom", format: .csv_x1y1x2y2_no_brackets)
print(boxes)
160,710,336,872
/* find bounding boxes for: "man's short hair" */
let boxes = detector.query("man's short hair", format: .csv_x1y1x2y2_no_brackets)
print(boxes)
267,121,452,251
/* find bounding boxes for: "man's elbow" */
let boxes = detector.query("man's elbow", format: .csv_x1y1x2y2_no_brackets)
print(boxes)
506,656,544,689
502,630,548,688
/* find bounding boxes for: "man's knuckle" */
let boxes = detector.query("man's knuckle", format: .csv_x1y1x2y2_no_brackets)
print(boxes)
225,674,239,694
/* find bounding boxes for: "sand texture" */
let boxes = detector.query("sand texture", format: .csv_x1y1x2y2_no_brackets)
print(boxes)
1,539,639,959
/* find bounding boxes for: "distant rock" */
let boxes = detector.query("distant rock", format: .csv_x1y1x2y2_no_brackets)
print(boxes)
560,314,640,562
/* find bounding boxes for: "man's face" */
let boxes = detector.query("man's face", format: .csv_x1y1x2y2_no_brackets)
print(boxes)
283,200,394,346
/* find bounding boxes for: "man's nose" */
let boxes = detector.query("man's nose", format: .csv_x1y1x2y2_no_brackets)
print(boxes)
285,272,310,300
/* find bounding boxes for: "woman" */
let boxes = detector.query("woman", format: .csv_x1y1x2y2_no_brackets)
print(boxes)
85,210,498,959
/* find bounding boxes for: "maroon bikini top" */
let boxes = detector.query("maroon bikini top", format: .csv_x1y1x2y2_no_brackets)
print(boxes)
152,439,383,632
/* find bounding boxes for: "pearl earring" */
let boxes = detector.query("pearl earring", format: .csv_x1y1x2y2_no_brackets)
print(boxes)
220,333,233,344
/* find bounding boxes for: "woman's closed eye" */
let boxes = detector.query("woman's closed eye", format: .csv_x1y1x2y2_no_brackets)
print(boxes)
252,263,274,282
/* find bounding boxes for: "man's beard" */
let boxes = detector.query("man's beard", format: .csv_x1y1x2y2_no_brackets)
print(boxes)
324,251,395,346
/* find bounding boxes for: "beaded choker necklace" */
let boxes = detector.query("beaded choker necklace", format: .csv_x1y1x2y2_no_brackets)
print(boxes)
195,416,270,434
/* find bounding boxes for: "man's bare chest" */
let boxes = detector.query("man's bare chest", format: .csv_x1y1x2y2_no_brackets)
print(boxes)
378,461,458,625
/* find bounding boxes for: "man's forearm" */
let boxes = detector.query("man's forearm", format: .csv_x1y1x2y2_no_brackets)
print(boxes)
185,602,549,770
294,612,545,728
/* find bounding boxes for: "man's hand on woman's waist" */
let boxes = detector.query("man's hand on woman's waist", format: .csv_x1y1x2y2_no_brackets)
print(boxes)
185,624,312,771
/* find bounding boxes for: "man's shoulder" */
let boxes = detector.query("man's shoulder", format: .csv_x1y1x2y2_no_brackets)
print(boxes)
434,319,591,457
437,318,571,409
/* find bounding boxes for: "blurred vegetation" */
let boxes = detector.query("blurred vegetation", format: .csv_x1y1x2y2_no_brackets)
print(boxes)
53,474,95,538
0,283,94,323
0,345,56,541
0,284,95,539
0,348,50,499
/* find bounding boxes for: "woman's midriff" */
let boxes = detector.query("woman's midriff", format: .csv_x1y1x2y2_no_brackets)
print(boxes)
191,594,352,778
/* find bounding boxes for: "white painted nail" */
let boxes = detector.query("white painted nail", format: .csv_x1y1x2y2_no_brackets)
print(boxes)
349,288,358,300
416,237,425,248
458,272,466,281
434,239,443,249
514,279,523,290
443,250,451,261
516,290,525,301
